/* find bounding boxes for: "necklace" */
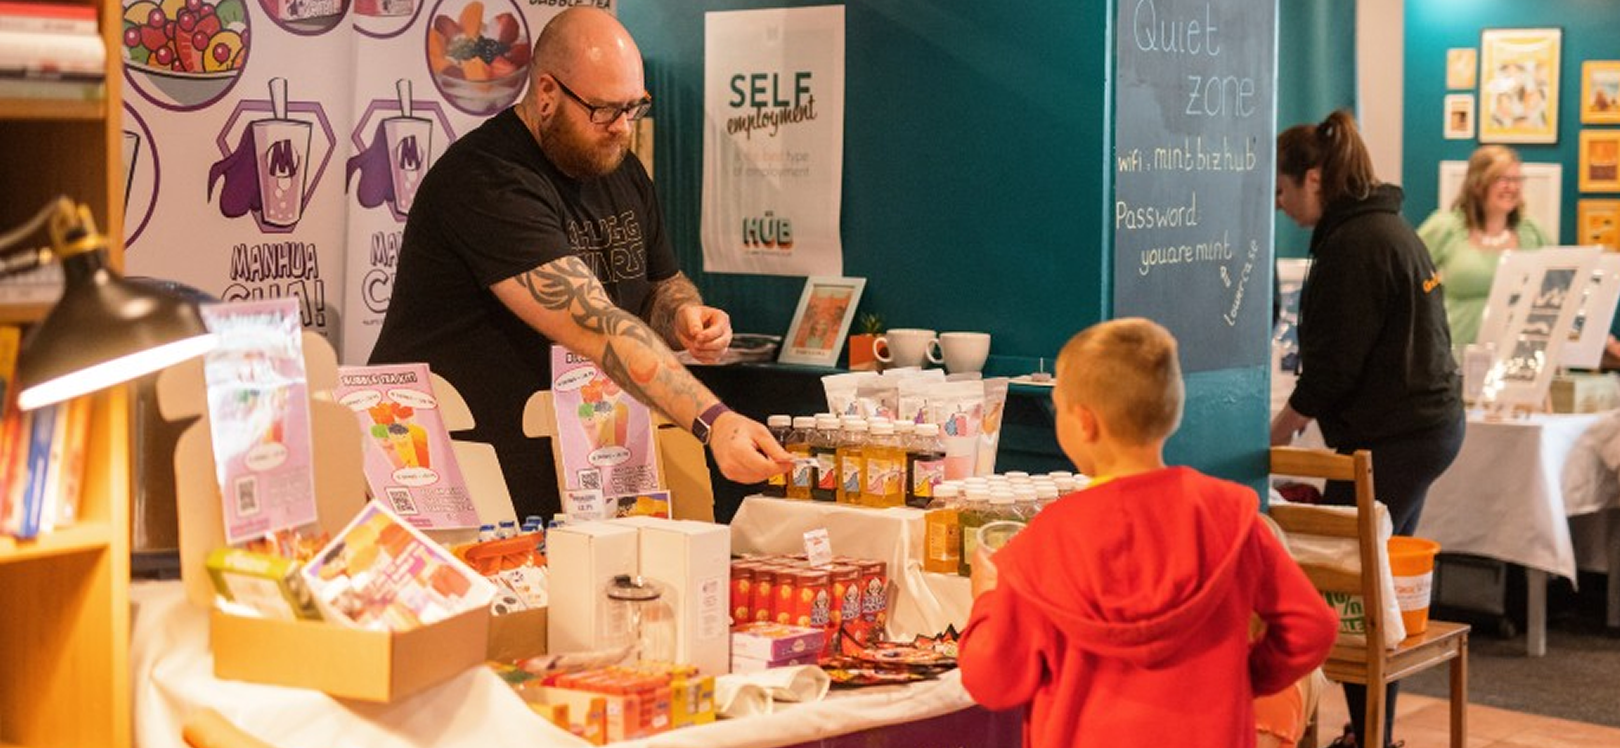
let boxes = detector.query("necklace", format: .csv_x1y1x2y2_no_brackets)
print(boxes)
1476,228,1514,249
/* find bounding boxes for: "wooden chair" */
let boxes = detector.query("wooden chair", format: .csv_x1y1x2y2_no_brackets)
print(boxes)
1268,446,1469,748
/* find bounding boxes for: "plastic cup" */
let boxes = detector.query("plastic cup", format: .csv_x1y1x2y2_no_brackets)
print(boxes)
977,520,1025,554
1388,536,1441,636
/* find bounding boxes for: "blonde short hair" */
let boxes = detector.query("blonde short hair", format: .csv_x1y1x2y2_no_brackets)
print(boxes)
1451,145,1523,231
1056,318,1184,444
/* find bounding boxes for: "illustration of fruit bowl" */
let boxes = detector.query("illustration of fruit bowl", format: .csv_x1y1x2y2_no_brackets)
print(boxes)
122,0,249,108
427,0,529,115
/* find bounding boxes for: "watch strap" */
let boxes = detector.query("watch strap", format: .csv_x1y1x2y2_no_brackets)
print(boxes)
693,403,733,445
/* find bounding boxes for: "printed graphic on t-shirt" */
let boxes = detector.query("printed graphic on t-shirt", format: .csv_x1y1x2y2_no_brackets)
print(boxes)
568,210,647,283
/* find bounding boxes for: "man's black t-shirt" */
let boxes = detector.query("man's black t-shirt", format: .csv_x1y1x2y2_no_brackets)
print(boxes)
369,107,679,520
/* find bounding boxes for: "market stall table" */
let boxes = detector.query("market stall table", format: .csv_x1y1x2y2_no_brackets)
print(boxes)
728,496,973,641
1413,410,1620,656
132,579,1011,748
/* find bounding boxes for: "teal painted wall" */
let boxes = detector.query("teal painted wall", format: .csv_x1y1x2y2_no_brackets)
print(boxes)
1274,0,1357,259
621,0,1270,488
1405,1,1617,256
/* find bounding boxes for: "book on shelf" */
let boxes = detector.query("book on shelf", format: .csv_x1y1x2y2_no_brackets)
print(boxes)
0,398,90,540
0,28,107,79
0,262,65,307
0,2,98,35
0,74,104,100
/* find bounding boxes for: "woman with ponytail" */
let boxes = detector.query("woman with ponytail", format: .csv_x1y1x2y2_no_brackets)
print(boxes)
1270,110,1466,748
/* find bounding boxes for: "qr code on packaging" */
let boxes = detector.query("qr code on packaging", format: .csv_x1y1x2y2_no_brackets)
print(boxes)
234,476,260,516
384,487,419,515
578,468,602,491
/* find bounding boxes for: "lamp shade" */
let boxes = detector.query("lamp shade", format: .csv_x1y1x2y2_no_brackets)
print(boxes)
15,248,216,411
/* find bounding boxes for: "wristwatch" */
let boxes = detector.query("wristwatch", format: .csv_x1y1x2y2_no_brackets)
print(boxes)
691,403,733,446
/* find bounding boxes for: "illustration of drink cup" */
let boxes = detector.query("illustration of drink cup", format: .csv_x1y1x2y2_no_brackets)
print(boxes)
387,422,418,467
407,422,430,468
383,79,433,214
253,78,312,227
121,130,140,212
613,401,629,447
371,424,405,469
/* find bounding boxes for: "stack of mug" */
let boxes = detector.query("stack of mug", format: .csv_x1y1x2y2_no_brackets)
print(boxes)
873,329,992,374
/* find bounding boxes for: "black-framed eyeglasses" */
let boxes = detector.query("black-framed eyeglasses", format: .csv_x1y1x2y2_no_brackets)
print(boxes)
550,75,652,125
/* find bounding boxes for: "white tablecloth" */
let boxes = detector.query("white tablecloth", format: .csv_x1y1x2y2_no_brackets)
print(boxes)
131,580,981,748
728,497,972,641
1415,411,1620,581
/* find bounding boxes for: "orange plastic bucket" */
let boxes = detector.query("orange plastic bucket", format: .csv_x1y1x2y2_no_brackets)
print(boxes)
1387,536,1441,635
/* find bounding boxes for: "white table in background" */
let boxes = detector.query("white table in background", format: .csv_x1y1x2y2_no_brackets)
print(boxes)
1413,411,1620,657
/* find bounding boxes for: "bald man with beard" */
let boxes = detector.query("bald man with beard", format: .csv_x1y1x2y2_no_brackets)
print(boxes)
371,8,789,521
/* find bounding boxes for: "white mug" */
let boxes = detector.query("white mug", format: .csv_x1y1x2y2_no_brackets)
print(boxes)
939,331,991,374
875,328,943,368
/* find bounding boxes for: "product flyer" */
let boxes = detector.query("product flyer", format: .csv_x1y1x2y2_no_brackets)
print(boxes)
200,296,318,544
549,345,661,519
333,362,480,529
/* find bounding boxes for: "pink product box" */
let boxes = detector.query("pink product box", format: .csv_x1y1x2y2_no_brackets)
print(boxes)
730,622,825,661
729,653,820,674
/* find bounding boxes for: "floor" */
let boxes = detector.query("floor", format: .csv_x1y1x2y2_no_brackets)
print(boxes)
1312,690,1620,748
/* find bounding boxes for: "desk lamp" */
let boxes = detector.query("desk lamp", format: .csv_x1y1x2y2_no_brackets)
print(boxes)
0,197,217,412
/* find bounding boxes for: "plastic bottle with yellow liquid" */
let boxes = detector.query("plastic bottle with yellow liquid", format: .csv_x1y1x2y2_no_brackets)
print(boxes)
862,420,905,507
923,484,961,574
785,416,816,500
957,486,991,576
835,418,868,505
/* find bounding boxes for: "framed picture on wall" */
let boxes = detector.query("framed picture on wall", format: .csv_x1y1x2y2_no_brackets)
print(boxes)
1447,48,1477,90
1440,160,1562,243
1582,61,1620,125
1578,199,1620,250
1579,130,1620,192
778,276,866,367
1444,94,1475,139
1478,28,1561,144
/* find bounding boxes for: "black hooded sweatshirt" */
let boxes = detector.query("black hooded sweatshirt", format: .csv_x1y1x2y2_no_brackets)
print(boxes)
1290,184,1462,447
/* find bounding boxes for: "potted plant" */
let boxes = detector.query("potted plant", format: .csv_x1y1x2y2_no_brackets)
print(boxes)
847,312,883,371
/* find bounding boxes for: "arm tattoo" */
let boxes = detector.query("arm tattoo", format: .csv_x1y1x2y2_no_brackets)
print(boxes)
517,257,712,424
645,272,704,347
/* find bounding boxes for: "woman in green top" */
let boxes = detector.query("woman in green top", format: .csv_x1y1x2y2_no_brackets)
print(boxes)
1416,145,1552,346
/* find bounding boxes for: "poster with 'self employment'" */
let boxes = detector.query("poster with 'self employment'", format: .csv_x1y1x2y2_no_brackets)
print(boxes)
700,5,844,276
118,0,610,364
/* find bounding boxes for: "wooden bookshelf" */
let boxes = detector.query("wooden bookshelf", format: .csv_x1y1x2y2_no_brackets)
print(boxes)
0,0,132,746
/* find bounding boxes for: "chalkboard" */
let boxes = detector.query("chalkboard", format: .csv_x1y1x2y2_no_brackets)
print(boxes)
1113,0,1276,372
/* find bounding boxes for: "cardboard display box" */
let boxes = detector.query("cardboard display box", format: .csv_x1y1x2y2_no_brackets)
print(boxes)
160,332,499,702
210,605,488,702
487,606,549,662
546,521,639,654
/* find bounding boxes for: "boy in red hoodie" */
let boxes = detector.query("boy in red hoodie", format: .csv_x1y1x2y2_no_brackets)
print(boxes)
958,318,1338,748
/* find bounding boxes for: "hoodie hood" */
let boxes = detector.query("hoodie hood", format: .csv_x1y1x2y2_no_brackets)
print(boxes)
1310,183,1405,257
996,467,1259,667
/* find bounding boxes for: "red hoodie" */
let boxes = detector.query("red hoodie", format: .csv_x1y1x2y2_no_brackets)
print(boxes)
958,467,1338,748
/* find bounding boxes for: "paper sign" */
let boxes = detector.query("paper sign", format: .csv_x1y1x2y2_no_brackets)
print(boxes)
200,298,317,545
333,363,480,529
564,488,607,522
551,346,660,518
803,527,833,568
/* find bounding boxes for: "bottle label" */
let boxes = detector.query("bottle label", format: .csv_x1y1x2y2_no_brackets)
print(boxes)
791,459,815,489
842,458,862,494
817,453,839,489
913,457,945,497
866,457,899,495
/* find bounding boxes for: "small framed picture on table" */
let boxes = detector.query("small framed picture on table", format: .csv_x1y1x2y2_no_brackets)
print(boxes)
1444,94,1475,139
778,276,866,367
